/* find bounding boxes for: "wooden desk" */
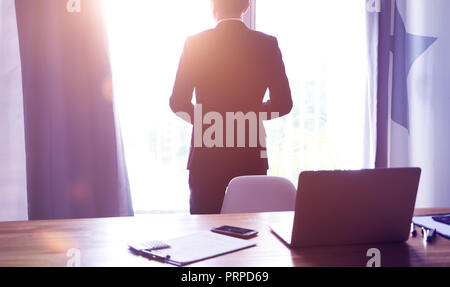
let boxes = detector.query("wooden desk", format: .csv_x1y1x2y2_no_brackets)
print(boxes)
0,208,449,267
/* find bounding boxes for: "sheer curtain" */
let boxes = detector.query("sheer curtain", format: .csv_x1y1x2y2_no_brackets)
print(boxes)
0,0,27,221
373,0,450,208
104,0,215,212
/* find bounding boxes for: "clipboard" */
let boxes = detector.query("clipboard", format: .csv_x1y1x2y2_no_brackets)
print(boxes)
413,213,450,239
132,231,256,266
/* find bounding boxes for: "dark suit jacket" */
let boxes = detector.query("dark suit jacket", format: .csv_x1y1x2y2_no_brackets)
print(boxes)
170,20,292,171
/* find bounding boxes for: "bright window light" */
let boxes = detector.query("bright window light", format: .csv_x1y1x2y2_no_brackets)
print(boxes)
257,0,369,184
104,0,215,213
104,0,369,213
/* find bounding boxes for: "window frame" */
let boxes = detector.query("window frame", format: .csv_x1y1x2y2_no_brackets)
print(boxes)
243,0,256,29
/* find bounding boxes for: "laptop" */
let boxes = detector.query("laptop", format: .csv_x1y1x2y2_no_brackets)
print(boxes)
270,168,421,247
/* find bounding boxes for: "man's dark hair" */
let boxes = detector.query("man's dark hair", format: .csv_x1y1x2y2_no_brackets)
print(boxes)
213,0,249,16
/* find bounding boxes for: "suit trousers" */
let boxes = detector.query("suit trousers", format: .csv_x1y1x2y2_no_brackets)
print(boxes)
188,165,267,214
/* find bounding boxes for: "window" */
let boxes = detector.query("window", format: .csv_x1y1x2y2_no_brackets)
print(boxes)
257,0,369,184
104,0,215,212
104,0,369,213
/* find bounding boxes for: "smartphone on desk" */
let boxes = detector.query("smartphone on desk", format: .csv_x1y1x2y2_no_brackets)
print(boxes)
211,225,258,239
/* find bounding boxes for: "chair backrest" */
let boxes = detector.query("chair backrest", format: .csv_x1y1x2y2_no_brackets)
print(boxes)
221,176,297,214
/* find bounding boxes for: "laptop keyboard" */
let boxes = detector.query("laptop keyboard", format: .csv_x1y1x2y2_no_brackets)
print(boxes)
432,215,450,226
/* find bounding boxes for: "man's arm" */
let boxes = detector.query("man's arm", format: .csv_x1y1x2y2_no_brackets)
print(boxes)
170,37,196,124
262,37,293,119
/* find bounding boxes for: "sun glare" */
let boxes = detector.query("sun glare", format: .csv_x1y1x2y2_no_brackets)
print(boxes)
103,0,368,213
103,0,215,212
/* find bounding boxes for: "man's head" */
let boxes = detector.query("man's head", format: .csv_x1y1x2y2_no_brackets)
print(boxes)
211,0,250,21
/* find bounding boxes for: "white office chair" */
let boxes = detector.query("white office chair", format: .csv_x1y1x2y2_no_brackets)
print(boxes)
221,176,297,214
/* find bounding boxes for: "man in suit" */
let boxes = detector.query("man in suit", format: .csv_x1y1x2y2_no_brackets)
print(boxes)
170,0,292,214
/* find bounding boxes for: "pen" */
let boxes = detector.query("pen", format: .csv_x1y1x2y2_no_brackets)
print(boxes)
140,250,171,263
426,228,436,242
411,223,417,237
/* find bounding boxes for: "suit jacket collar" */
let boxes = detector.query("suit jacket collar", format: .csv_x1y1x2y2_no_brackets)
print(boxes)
216,18,248,30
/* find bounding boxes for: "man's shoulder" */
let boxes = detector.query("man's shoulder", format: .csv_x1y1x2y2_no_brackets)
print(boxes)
186,28,216,42
250,29,277,42
187,27,277,44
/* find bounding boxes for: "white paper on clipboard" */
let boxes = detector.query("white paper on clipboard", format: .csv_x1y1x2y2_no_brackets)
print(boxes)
143,231,256,266
413,214,450,239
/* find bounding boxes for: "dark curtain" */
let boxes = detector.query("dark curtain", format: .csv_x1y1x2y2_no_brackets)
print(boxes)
15,0,133,219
